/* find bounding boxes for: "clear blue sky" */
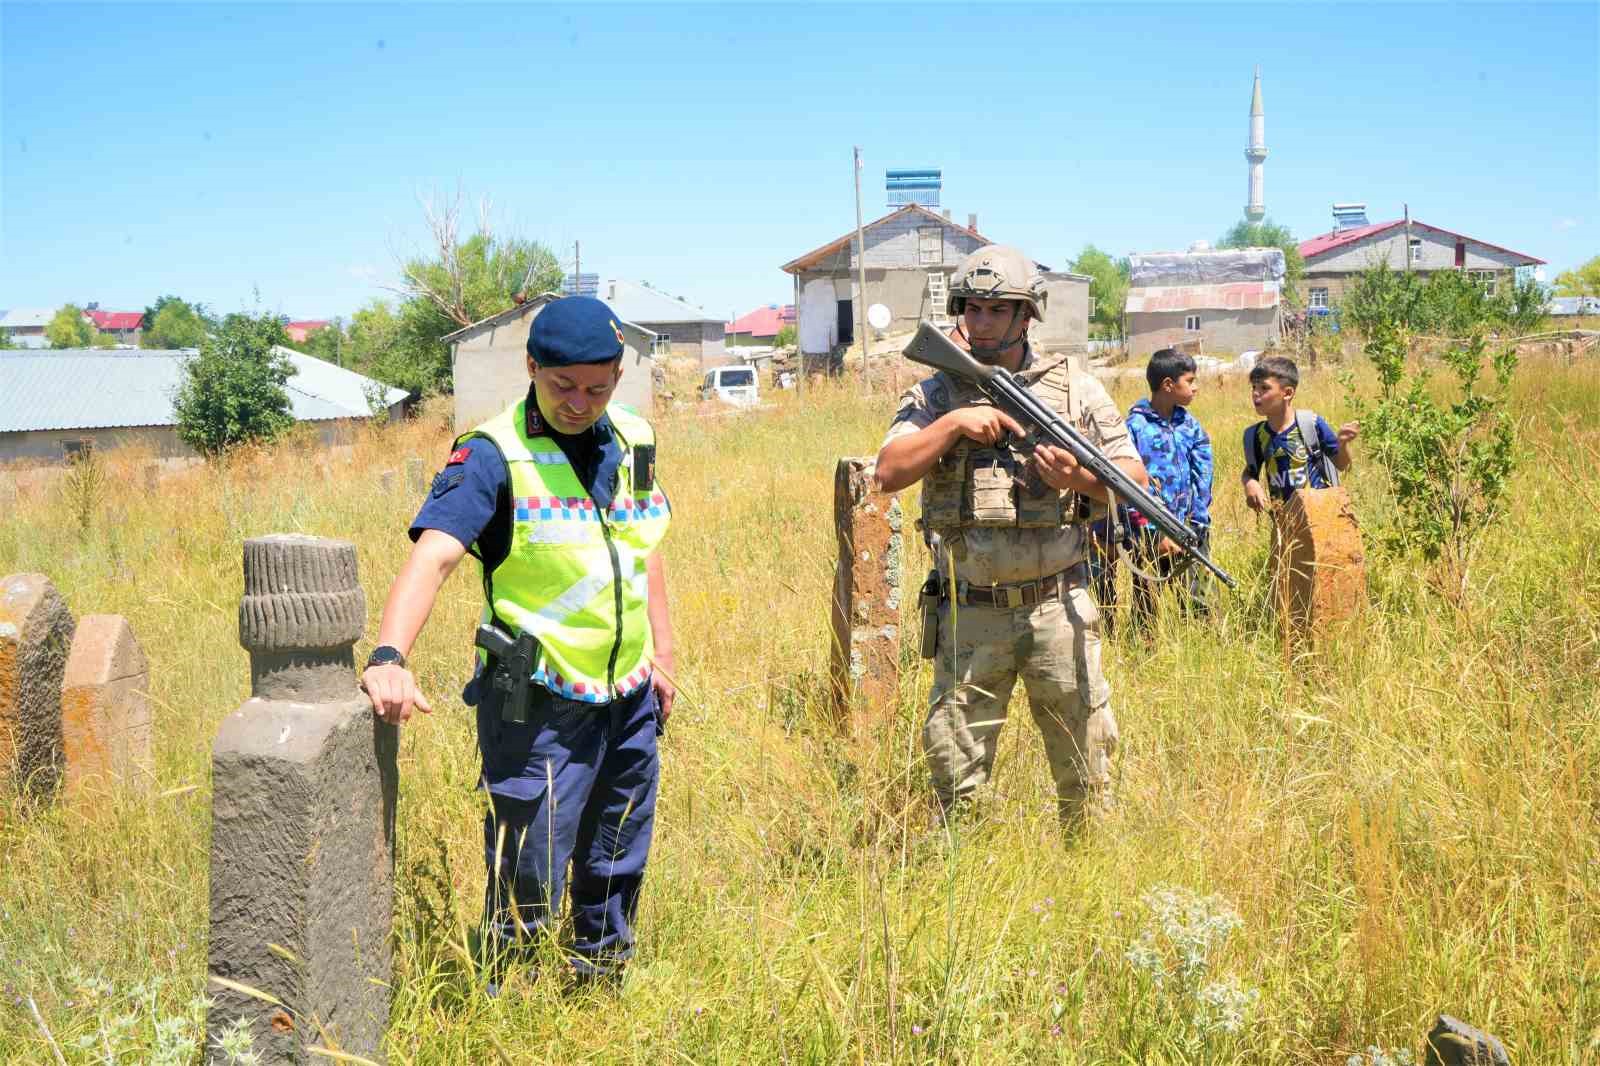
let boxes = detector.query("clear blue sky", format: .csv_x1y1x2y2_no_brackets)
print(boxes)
3,3,1595,324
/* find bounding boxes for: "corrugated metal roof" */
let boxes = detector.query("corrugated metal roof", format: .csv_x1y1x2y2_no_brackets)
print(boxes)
0,348,407,433
1125,282,1280,314
440,292,656,348
727,304,795,336
602,279,722,325
1298,219,1545,265
0,308,55,329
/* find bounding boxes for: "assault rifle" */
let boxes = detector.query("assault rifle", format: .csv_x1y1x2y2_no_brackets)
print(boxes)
902,322,1237,590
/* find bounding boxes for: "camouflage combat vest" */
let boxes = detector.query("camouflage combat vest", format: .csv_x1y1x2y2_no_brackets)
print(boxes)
921,357,1096,541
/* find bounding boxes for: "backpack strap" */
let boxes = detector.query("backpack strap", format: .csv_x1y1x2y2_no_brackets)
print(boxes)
1296,409,1339,487
1243,422,1264,478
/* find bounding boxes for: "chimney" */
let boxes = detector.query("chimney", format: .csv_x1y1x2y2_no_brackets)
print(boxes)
943,208,952,220
968,213,978,232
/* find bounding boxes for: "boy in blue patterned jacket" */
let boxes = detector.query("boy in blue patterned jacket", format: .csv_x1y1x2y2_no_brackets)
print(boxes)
1092,348,1214,625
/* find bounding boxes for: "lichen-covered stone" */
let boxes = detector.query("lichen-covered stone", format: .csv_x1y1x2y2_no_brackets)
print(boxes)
61,614,152,793
0,573,74,801
1424,1015,1510,1066
829,459,902,733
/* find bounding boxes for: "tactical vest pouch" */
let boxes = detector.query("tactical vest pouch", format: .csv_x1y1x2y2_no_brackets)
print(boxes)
967,449,1019,526
1015,466,1065,528
922,452,966,528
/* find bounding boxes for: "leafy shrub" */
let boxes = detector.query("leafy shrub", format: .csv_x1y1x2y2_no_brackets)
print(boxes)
172,312,295,456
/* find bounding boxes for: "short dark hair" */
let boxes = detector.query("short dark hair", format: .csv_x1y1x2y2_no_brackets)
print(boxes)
1146,348,1196,393
1249,355,1300,389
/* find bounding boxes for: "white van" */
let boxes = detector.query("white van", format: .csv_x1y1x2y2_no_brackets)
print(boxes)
700,365,759,407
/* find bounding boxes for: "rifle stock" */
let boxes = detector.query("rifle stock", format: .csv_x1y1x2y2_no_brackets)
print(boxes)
902,322,1236,590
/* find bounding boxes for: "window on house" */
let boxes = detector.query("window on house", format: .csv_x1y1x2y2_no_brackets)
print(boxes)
1184,314,1201,331
918,227,943,266
651,332,672,355
1309,288,1329,308
1468,270,1498,296
62,438,94,462
1409,237,1425,264
1087,296,1097,319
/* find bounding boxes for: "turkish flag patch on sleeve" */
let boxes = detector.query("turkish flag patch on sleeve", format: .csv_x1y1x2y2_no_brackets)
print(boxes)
447,446,472,466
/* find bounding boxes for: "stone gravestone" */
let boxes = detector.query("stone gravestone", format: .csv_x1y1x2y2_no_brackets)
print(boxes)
1271,486,1366,649
1424,1014,1511,1066
828,458,902,734
208,535,398,1063
404,457,427,495
0,573,74,804
60,614,153,794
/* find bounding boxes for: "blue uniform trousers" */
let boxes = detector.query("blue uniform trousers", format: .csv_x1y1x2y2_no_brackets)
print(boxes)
474,679,660,975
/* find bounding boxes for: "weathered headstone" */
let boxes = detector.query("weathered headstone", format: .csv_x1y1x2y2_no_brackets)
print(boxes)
828,458,902,733
208,535,397,1063
1271,486,1366,648
0,573,74,802
1424,1015,1510,1066
379,469,395,495
404,457,426,495
60,614,152,794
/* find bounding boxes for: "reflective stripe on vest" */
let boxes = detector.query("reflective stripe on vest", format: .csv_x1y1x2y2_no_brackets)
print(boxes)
463,400,670,704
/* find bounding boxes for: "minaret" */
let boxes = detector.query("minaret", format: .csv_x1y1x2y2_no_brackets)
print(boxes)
1245,66,1267,222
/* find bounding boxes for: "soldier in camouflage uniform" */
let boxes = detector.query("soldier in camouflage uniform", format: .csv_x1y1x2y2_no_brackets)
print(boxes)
875,246,1146,827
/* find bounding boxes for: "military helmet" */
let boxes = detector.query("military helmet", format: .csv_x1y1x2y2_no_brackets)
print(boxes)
946,245,1047,321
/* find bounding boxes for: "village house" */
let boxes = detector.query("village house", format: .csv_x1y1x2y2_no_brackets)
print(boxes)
726,303,795,347
1125,246,1285,358
0,308,53,349
285,320,331,344
444,292,658,432
600,279,726,366
84,307,143,346
780,203,1091,362
1298,204,1544,309
0,348,408,467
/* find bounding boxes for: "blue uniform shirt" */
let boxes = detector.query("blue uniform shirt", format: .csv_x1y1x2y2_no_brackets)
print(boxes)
1125,398,1213,531
410,401,625,565
1242,413,1341,500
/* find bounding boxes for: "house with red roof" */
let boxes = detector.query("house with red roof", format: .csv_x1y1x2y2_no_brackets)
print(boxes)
1297,206,1544,310
83,307,143,346
285,320,332,344
726,303,795,347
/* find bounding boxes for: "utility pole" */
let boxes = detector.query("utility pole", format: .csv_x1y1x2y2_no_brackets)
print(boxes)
1403,204,1411,276
853,146,870,391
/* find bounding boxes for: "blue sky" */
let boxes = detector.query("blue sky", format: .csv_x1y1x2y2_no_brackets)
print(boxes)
2,3,1595,324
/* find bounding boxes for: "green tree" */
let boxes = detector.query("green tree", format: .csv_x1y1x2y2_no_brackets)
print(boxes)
171,311,295,456
1552,254,1600,297
143,300,208,349
299,320,346,365
45,305,95,348
383,193,563,394
1216,217,1304,307
1068,245,1130,339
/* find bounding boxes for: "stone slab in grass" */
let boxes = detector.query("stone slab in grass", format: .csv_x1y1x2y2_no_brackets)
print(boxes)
0,572,74,803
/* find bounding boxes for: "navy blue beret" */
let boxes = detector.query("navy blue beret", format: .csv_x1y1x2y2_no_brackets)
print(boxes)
527,296,626,366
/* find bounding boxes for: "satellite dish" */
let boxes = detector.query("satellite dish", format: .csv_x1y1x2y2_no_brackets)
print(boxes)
867,303,892,331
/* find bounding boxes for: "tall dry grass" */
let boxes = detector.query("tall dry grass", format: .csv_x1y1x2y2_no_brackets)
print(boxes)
0,358,1595,1064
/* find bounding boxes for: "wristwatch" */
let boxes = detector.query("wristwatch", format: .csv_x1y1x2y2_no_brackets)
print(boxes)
365,645,407,670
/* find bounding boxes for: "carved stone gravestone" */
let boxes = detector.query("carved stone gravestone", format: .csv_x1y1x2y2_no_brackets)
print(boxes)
60,614,152,793
1271,486,1366,648
208,535,398,1063
0,573,74,803
828,458,902,733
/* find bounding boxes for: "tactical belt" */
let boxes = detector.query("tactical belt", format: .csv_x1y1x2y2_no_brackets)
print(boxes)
959,562,1088,608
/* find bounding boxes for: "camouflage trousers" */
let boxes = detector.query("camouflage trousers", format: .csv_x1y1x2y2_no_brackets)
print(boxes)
924,586,1118,825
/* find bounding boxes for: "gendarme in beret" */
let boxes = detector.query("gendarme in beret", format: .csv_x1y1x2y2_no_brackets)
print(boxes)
527,295,627,367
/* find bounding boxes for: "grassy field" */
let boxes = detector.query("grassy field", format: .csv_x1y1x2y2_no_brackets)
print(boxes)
0,353,1596,1064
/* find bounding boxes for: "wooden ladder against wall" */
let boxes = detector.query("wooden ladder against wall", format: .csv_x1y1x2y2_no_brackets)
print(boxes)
927,271,951,327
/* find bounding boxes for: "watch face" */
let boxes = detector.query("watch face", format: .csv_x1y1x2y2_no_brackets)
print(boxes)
367,647,404,668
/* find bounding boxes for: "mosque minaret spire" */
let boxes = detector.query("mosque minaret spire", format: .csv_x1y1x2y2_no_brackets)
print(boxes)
1245,66,1267,222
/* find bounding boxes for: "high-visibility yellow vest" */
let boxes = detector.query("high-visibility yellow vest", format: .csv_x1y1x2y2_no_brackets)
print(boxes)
460,398,670,703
